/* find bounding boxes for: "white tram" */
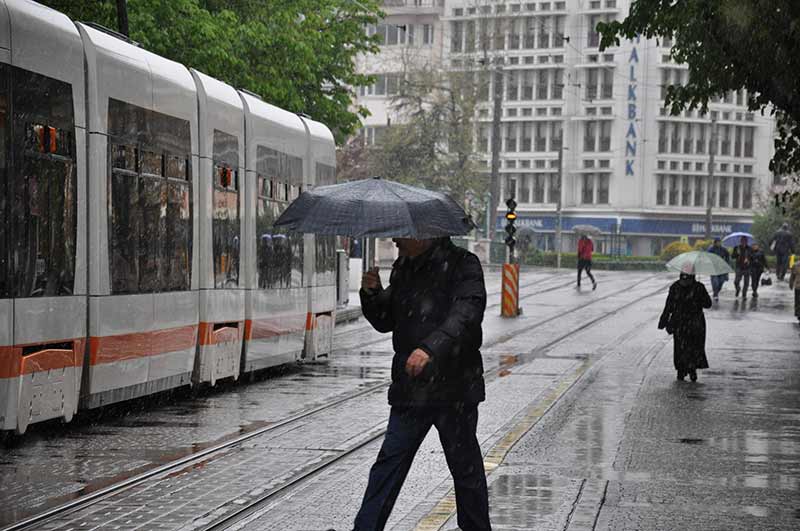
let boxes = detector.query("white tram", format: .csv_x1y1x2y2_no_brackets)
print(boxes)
0,0,341,435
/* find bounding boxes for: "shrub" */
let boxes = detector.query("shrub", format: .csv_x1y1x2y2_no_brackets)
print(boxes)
660,241,693,262
692,239,714,251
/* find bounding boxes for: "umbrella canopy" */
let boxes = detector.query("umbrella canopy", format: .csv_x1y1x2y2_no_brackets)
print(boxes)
273,178,474,239
666,251,734,276
573,224,601,236
721,231,754,247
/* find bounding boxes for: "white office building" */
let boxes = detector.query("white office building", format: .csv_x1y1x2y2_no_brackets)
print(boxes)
354,0,776,256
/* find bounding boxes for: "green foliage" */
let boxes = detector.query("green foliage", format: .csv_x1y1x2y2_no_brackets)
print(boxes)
693,239,714,251
597,0,800,196
659,241,693,262
41,0,382,143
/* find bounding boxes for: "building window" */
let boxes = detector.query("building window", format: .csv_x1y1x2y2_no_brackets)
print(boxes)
669,175,679,205
732,177,741,208
533,173,546,202
505,123,518,152
597,174,609,204
658,122,667,153
520,174,531,202
742,178,753,208
521,122,533,152
581,174,595,204
718,177,729,207
657,175,666,205
681,175,691,206
694,176,705,206
451,21,463,52
537,70,549,99
744,127,754,157
601,68,613,99
585,69,598,100
535,122,547,151
548,173,559,203
551,121,562,150
506,71,519,100
599,121,611,151
552,69,564,99
506,175,518,199
584,121,597,152
423,24,434,45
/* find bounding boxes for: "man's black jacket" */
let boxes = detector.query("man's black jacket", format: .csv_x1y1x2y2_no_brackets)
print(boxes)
360,238,487,406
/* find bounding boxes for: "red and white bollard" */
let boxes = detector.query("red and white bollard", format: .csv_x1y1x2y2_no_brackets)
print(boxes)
501,263,520,317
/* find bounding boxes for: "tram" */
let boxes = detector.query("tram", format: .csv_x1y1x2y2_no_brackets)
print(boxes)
0,0,340,434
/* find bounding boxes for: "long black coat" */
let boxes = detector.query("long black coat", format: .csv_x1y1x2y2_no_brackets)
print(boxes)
658,280,712,371
360,238,487,405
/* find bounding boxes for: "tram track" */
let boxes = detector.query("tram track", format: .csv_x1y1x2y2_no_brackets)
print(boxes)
3,273,668,531
198,275,671,531
333,270,573,341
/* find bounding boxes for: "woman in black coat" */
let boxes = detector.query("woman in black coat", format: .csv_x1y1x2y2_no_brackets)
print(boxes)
658,272,713,381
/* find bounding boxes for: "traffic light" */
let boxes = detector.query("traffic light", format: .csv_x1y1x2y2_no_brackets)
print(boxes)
504,197,517,249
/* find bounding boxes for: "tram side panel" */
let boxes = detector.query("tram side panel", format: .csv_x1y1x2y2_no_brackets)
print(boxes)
300,117,337,361
190,69,245,386
0,0,87,434
240,93,309,371
78,23,200,408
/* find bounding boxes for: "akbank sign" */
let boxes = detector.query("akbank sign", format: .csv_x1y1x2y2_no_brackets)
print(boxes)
626,37,640,177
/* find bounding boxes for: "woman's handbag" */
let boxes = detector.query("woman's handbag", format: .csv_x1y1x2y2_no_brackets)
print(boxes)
761,274,773,286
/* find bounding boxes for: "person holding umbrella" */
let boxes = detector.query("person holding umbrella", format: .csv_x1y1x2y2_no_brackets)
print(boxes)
658,263,713,381
731,236,753,298
749,242,768,298
770,222,795,281
706,237,730,300
576,234,597,290
274,178,490,531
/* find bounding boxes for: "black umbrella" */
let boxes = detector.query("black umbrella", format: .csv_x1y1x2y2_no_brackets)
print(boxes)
274,178,475,239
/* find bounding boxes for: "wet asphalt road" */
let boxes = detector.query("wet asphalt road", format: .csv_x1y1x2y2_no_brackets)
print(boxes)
1,269,798,531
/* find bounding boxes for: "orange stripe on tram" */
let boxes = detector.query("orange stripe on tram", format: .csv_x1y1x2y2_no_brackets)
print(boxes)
89,325,198,365
0,339,86,378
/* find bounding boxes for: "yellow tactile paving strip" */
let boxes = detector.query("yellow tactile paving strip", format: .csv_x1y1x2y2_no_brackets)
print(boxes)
414,359,590,531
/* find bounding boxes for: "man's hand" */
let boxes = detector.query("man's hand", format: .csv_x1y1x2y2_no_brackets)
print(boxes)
362,267,381,291
405,348,430,377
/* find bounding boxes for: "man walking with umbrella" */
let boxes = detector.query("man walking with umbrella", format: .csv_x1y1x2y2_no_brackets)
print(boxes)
770,222,795,281
273,178,490,531
732,236,753,298
354,237,491,530
707,237,730,300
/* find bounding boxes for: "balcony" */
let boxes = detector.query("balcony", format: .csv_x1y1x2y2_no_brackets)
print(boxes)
382,0,443,14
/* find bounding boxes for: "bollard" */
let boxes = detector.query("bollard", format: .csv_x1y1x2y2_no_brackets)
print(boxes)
501,263,520,317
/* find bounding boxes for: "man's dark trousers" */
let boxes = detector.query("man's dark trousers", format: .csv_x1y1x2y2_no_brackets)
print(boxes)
353,404,490,531
776,253,789,280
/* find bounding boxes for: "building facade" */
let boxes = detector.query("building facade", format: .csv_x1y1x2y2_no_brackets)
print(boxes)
355,0,775,256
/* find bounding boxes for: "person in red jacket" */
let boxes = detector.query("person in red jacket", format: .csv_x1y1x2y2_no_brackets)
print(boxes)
577,235,597,290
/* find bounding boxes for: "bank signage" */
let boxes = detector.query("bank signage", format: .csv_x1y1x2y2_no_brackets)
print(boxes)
498,215,751,236
626,38,640,177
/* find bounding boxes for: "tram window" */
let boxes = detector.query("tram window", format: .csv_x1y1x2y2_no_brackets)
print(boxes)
107,99,192,294
165,155,189,181
212,129,240,288
140,150,163,177
9,66,77,298
165,180,191,290
0,70,8,298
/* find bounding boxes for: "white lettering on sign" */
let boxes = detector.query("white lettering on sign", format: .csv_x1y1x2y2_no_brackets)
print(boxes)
626,38,640,177
692,223,733,234
519,218,544,228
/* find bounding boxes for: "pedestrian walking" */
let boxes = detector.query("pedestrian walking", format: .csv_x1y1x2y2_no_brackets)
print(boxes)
749,243,768,298
577,235,597,290
658,268,713,382
732,236,752,298
789,256,800,323
706,238,730,300
770,222,795,281
353,237,491,531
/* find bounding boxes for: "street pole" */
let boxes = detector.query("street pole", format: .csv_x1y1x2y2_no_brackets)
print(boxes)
704,114,717,239
489,64,503,243
555,144,564,269
115,0,129,36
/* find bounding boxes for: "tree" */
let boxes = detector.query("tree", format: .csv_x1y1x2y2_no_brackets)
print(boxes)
40,0,382,143
598,0,800,196
365,63,488,220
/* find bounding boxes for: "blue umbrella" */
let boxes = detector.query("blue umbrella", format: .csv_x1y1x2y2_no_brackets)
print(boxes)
722,231,754,247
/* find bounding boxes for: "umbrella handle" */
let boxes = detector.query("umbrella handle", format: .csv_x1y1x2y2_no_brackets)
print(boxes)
362,238,376,273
